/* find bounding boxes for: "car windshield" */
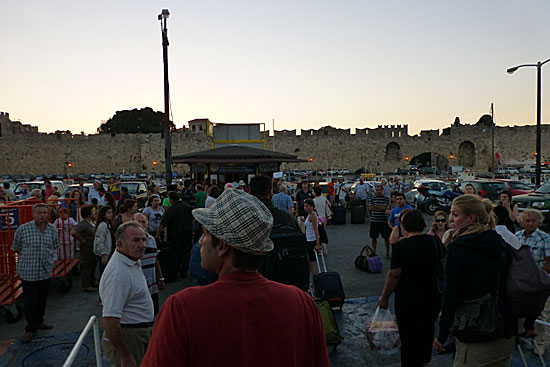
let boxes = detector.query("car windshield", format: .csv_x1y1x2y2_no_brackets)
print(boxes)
428,182,447,191
511,182,532,190
121,183,139,194
535,182,550,194
481,182,508,194
15,183,43,193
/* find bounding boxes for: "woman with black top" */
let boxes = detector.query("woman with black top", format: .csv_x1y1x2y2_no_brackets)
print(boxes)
499,190,518,233
433,194,514,366
379,209,443,367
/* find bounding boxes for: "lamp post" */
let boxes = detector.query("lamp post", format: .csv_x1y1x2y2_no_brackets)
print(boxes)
158,9,172,187
507,57,550,187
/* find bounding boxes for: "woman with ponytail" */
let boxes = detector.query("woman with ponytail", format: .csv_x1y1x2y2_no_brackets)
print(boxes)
433,194,514,366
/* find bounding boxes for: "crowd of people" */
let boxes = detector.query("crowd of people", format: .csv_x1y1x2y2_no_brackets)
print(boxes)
7,173,550,366
377,193,550,366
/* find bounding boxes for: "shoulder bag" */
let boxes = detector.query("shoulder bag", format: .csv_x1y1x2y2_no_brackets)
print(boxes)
452,252,505,343
355,245,382,273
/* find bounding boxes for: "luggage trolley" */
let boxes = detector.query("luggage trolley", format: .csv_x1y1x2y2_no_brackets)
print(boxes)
0,199,81,323
46,198,80,292
0,201,35,323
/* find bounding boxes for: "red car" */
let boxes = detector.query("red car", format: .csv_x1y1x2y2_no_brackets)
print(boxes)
493,179,534,196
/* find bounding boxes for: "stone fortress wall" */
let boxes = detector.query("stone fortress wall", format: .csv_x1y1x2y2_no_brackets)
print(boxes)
1,112,549,176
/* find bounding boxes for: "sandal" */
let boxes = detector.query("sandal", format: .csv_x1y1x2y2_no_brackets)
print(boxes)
519,330,537,339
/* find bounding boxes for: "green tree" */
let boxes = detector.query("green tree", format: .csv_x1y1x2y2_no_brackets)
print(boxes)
97,107,175,134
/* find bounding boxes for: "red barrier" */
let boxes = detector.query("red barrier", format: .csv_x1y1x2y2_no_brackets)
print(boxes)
0,198,81,306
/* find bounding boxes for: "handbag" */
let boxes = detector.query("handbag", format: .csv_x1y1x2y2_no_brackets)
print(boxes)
355,245,382,273
324,198,332,220
452,252,505,343
318,221,329,244
432,235,445,293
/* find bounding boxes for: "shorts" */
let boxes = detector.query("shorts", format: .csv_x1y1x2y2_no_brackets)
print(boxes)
306,240,317,262
370,221,391,239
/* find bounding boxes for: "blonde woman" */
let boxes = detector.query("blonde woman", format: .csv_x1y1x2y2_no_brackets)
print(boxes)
433,195,513,366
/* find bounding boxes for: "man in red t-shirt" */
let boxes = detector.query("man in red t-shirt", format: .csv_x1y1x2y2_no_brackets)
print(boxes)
327,177,336,205
142,189,329,367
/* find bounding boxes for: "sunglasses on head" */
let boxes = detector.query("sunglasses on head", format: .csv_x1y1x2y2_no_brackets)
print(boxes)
435,219,446,223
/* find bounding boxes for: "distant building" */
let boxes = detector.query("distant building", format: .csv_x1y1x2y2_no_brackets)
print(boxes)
0,112,39,137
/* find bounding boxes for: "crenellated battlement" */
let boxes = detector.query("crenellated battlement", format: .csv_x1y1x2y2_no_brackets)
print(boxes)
1,112,549,176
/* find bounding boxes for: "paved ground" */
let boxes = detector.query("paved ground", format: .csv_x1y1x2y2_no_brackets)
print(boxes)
0,211,548,366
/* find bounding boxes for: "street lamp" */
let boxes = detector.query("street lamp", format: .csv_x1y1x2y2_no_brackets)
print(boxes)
158,9,172,187
507,57,550,186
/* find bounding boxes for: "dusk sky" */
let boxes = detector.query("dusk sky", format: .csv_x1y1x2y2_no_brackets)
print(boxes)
0,1,548,135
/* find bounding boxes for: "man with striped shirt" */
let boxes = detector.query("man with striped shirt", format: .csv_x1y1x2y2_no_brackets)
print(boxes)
133,213,165,315
368,184,391,258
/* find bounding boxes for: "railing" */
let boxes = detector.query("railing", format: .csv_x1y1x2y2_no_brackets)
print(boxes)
62,315,102,367
517,319,548,367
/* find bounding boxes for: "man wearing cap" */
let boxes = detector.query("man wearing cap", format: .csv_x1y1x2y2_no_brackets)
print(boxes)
142,189,330,367
100,221,154,367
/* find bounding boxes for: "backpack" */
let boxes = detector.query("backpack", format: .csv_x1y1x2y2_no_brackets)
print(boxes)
259,208,310,291
506,245,550,318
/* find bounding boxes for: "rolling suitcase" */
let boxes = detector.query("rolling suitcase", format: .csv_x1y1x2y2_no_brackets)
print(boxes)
313,252,346,309
332,204,346,225
350,201,365,224
315,299,343,349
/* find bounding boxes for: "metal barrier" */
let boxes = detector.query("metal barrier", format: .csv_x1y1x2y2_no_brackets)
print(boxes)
62,315,103,367
518,319,549,367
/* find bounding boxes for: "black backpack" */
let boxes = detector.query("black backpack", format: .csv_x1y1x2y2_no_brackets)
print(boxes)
506,245,550,318
260,208,310,291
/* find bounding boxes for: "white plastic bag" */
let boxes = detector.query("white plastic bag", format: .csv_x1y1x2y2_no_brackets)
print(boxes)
366,306,400,354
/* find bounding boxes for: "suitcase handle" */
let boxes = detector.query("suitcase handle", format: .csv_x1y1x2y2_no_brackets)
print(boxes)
314,251,328,273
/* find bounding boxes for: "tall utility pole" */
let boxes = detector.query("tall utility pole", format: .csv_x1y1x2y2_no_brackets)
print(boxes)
159,9,172,187
491,103,495,178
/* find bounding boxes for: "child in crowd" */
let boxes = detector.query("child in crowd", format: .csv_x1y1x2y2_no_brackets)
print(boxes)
53,208,78,260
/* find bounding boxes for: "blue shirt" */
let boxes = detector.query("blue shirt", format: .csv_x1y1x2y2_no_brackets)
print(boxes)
389,204,414,226
272,192,294,211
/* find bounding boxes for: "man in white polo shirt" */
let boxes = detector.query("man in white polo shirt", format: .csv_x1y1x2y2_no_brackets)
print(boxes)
99,221,154,367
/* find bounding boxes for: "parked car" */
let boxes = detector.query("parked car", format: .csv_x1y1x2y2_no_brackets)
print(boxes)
493,179,534,196
513,181,550,224
63,183,107,197
120,181,148,198
394,168,409,175
120,173,137,181
14,180,66,197
458,180,509,202
420,166,437,175
0,181,17,192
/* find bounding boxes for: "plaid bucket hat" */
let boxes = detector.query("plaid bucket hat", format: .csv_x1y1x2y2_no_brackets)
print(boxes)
192,188,274,254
